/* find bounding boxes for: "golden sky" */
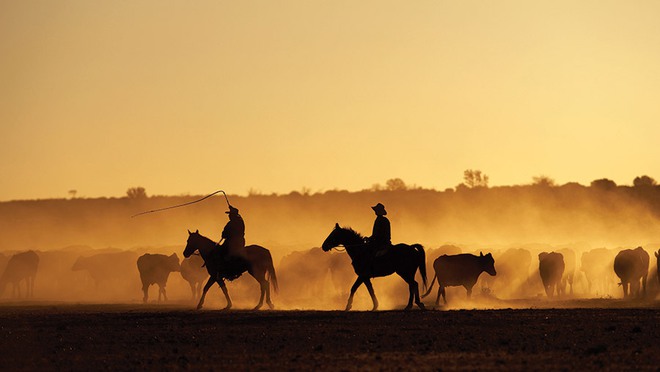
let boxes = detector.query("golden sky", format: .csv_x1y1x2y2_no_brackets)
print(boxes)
1,0,659,200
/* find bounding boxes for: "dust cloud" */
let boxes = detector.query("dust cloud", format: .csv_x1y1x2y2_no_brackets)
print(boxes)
0,184,659,308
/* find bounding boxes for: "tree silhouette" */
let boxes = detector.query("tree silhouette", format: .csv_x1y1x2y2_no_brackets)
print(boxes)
532,175,556,187
385,178,407,191
590,178,617,191
463,169,489,188
126,187,147,199
633,175,657,187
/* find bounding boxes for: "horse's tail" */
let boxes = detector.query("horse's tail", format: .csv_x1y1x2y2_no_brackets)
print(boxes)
421,273,436,299
412,244,427,292
267,251,279,293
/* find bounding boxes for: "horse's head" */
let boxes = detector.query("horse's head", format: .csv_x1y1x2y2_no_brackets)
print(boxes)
322,223,363,251
184,230,201,258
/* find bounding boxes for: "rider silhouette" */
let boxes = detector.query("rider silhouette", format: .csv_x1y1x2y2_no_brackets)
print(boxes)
220,204,246,257
215,204,248,280
366,203,391,257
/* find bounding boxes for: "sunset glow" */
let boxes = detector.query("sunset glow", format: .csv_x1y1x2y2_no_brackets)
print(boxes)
2,1,660,200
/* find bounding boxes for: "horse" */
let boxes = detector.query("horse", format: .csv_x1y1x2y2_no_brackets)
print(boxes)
183,230,278,310
321,223,427,311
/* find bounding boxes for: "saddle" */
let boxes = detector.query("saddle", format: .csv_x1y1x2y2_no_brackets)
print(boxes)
209,246,250,281
220,256,250,281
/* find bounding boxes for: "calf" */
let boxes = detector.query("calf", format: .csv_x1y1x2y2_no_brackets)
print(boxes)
0,250,40,298
613,247,649,299
137,253,181,303
539,252,564,298
422,252,496,305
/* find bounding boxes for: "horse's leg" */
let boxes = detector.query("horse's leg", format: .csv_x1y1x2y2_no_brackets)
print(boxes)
402,276,416,311
345,277,364,311
218,279,232,310
363,278,379,311
411,279,425,310
253,279,266,311
466,285,473,300
441,286,448,305
405,280,415,310
197,277,215,310
265,279,274,310
245,268,266,311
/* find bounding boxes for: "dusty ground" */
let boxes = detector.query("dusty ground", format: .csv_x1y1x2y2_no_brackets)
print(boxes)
0,301,659,371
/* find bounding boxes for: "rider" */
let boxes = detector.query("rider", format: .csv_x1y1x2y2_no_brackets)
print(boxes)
215,203,248,279
366,203,391,257
220,204,246,257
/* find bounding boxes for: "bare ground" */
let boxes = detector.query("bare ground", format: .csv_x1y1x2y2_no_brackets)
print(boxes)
0,301,659,371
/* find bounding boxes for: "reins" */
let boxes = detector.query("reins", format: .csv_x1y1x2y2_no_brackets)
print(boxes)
333,242,367,252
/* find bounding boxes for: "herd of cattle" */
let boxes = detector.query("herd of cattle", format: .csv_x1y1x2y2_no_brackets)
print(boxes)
0,244,659,307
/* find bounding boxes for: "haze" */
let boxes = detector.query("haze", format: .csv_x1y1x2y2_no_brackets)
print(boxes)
2,1,660,200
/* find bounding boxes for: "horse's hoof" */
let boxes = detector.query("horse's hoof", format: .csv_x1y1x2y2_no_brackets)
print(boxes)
403,306,412,311
267,303,275,310
252,305,262,311
417,303,426,310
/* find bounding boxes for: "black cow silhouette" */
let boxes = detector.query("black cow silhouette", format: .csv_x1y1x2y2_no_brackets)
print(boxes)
0,250,39,298
137,253,181,303
539,252,565,298
613,247,649,299
421,252,496,305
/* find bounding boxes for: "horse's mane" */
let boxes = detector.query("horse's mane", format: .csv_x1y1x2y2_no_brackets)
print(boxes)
340,226,365,240
191,231,215,245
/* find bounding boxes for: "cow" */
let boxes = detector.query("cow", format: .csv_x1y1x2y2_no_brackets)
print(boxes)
328,251,354,298
421,252,496,306
136,253,181,303
72,251,138,288
180,254,208,301
485,248,532,299
580,248,617,296
556,248,576,296
278,247,332,304
0,250,40,299
538,252,564,298
613,247,649,299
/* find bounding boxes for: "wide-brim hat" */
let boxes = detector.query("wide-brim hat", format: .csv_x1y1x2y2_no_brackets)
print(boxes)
371,203,387,215
225,205,239,214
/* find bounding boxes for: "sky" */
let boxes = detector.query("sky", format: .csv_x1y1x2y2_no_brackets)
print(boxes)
1,0,660,201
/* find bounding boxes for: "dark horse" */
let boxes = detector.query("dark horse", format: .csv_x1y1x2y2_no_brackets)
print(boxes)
321,223,427,311
183,230,278,310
